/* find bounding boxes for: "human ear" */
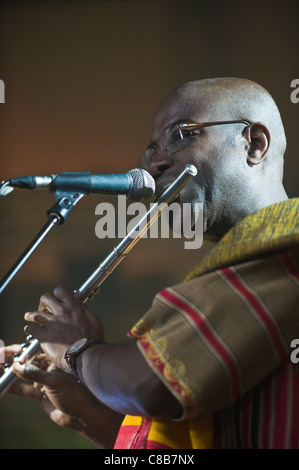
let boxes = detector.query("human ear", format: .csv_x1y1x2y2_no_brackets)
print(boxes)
243,123,270,166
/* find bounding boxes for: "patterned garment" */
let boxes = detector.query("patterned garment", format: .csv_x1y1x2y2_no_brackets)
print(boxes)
114,199,299,449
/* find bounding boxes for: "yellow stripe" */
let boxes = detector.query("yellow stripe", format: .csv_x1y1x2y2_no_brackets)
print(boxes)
121,414,213,449
121,199,299,449
186,199,299,281
121,415,144,426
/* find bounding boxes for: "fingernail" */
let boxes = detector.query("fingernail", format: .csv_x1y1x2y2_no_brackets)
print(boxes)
13,362,25,372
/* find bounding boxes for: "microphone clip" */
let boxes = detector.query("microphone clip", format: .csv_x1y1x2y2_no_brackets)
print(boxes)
47,192,85,224
0,181,14,197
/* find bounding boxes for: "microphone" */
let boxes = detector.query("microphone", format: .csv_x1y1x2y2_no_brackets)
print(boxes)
5,169,156,202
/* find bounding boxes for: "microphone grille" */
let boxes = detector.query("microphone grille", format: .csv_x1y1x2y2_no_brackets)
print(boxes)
127,169,155,201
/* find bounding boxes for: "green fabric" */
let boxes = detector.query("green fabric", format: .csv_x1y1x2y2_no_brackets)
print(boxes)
185,198,299,280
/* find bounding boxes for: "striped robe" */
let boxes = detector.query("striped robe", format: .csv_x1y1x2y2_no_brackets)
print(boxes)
114,199,299,449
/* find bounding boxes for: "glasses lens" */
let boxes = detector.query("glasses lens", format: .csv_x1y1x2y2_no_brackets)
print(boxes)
164,124,205,154
160,125,186,154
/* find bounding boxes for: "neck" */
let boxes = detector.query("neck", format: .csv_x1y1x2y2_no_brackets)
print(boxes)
204,187,289,243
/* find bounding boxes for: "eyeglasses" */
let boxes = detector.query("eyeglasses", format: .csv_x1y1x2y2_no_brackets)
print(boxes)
145,120,250,157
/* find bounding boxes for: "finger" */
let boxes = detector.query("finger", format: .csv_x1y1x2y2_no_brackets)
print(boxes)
31,354,51,371
38,291,62,313
1,344,22,353
12,361,53,387
53,285,77,304
32,352,48,362
23,322,44,340
0,346,22,376
0,344,22,362
24,311,52,326
8,382,45,400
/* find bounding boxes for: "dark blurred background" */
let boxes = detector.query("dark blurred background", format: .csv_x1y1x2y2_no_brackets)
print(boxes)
0,0,298,449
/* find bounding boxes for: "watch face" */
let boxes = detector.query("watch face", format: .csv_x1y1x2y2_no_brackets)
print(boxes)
68,338,88,356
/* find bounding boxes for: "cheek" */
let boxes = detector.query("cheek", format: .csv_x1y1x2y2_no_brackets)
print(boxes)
189,140,235,194
137,153,149,170
179,179,203,206
184,138,219,174
177,182,206,232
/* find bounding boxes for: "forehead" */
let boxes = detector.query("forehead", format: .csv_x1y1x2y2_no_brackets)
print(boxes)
151,89,210,137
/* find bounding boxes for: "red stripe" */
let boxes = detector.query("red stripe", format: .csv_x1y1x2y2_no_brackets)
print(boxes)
114,420,152,449
221,267,286,361
114,425,141,449
160,289,242,400
240,393,251,449
261,373,272,449
262,365,299,449
273,365,288,448
146,440,173,449
280,251,299,281
290,364,299,448
137,336,197,417
134,419,152,448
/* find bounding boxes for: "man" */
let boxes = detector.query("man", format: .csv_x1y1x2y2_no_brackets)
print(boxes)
1,78,298,448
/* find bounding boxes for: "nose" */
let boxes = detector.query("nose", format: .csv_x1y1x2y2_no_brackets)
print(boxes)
140,149,174,178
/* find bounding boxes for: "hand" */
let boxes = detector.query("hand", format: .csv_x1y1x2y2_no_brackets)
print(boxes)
1,344,90,429
0,344,123,447
24,285,105,372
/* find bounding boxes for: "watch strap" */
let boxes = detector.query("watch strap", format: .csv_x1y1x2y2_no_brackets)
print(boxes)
65,339,101,380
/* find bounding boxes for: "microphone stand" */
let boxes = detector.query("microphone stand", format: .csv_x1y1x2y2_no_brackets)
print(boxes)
0,190,85,294
0,164,197,397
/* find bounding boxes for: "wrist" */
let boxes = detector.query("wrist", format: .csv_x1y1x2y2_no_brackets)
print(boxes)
65,338,104,381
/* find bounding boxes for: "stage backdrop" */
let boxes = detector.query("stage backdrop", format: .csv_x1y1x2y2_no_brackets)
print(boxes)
0,0,298,449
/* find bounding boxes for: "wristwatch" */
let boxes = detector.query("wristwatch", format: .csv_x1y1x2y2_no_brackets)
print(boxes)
65,338,99,380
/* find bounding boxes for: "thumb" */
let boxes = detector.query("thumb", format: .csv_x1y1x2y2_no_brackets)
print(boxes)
12,361,52,386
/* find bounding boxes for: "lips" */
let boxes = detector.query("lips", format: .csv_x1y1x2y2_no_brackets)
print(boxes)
154,175,178,196
154,180,182,204
154,180,173,199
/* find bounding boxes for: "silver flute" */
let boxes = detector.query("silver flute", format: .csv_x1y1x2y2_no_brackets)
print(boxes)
0,164,197,397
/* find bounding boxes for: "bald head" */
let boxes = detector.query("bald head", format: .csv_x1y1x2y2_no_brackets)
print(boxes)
142,77,289,240
168,78,287,169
